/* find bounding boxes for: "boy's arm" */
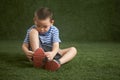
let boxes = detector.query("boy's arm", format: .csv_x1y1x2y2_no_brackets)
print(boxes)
45,42,59,60
22,43,34,60
51,42,59,57
45,27,61,60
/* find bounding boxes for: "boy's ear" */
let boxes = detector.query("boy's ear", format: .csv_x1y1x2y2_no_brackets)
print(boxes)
51,19,54,25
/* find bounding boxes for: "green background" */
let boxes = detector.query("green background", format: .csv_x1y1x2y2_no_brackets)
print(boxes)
0,0,120,42
0,1,120,80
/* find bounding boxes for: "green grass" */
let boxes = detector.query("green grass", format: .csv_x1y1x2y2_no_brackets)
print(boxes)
0,41,120,80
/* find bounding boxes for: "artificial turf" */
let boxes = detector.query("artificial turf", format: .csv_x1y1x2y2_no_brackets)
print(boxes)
0,41,120,80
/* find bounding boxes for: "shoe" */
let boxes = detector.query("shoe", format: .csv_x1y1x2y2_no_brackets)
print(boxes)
33,48,46,68
44,59,61,71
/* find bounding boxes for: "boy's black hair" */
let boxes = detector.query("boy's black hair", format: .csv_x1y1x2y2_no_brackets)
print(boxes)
35,7,53,20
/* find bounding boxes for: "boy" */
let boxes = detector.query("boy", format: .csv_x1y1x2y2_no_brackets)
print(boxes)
22,7,77,71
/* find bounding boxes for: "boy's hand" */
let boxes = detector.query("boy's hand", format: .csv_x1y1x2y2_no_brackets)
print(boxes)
44,52,54,61
26,51,34,60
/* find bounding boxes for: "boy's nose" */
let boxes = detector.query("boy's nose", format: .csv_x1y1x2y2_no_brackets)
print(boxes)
40,28,45,32
41,28,44,31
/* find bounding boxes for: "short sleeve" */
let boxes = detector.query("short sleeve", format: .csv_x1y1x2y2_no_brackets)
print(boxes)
52,28,61,43
23,30,30,43
23,25,36,44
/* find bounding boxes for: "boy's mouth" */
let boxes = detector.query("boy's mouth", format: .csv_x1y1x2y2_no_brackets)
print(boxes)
39,31,47,34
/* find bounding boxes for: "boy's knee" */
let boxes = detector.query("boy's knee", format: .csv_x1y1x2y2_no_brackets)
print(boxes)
70,47,77,54
29,28,38,36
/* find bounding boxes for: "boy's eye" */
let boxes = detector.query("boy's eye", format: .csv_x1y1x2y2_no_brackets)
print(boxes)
36,25,48,28
37,25,40,27
43,26,48,28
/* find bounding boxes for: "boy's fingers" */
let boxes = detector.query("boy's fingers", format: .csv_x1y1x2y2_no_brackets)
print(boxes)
26,53,33,58
46,56,53,61
48,58,53,61
27,56,32,59
29,51,34,54
45,54,49,57
27,54,33,57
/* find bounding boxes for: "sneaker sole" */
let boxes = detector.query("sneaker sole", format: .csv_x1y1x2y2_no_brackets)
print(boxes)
33,48,46,68
44,60,61,71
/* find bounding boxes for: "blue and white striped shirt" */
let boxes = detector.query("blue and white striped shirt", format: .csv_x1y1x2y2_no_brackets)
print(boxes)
23,25,61,49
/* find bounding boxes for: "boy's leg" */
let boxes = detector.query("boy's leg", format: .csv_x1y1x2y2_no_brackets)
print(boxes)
42,45,61,71
29,28,39,51
58,47,77,65
29,29,46,68
43,46,77,71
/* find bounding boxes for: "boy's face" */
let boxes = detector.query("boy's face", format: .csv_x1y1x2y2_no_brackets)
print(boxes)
34,17,54,34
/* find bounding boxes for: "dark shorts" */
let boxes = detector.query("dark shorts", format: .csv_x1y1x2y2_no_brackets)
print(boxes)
42,45,62,60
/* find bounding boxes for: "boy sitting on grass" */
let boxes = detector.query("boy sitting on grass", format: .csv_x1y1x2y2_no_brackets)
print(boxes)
22,7,77,71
